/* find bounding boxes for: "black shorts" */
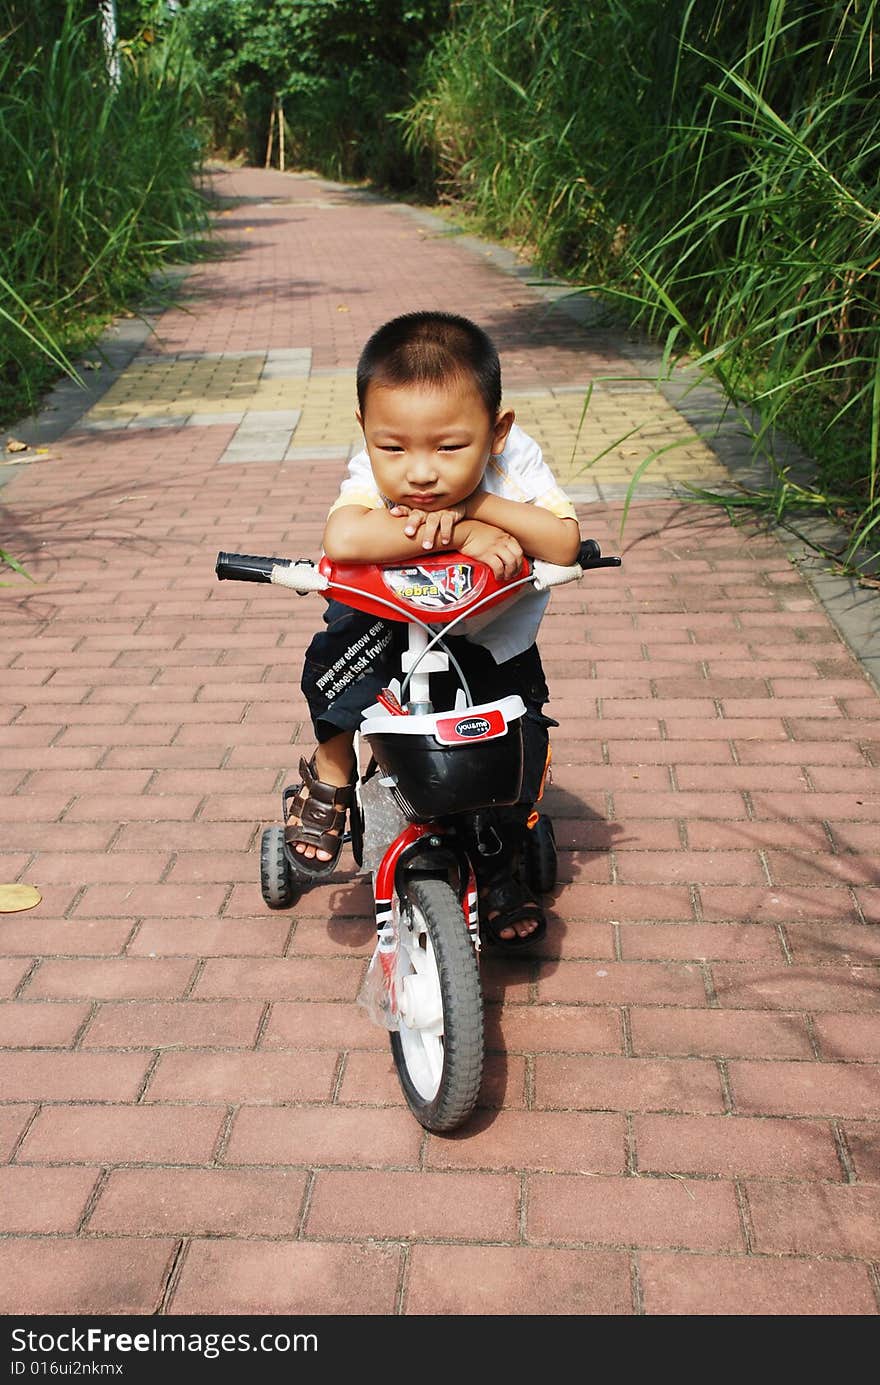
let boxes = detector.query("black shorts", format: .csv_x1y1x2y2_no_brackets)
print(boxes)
301,600,555,807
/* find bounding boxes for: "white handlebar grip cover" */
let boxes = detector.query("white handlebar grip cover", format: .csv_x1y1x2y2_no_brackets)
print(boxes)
532,560,584,591
270,562,330,593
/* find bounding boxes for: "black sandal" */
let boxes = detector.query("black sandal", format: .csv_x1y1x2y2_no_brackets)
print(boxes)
282,755,355,880
478,869,547,950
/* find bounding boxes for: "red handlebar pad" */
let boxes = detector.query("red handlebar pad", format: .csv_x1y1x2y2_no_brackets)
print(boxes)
320,552,530,624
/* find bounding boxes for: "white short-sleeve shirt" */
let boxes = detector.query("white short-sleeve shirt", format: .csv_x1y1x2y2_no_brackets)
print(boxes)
328,423,578,663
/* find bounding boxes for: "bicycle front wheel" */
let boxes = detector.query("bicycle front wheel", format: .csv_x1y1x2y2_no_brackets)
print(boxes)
390,876,483,1133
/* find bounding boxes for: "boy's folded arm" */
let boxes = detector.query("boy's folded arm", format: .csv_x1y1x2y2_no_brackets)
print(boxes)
463,491,580,564
323,503,464,563
323,500,580,568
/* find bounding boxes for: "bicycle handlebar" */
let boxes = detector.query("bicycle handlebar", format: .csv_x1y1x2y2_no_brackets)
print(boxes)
214,552,286,584
215,552,329,591
577,539,622,569
532,540,622,590
215,541,620,594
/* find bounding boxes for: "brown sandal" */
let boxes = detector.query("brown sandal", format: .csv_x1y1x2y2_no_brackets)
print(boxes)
478,867,547,949
282,755,355,879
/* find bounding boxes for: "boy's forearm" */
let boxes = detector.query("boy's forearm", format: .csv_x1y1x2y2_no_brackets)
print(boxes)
323,506,465,562
324,502,579,566
464,491,580,563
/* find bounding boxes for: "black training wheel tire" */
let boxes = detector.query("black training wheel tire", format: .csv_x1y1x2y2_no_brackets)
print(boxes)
390,877,484,1133
524,814,557,894
260,825,299,908
348,782,365,869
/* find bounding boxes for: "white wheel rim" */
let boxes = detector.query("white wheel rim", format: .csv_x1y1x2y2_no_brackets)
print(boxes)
396,897,445,1100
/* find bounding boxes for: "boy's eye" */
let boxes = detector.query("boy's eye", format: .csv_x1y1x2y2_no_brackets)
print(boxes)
439,444,466,452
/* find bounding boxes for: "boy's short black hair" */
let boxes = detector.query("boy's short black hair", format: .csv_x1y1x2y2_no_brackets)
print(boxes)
356,311,502,419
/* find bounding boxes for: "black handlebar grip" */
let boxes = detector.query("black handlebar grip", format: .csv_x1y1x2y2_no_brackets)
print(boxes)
215,552,291,583
577,539,622,570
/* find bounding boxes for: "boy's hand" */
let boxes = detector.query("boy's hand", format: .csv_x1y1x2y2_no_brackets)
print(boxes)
388,503,466,549
457,521,524,580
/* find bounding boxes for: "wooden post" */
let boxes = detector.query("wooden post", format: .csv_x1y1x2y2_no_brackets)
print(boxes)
278,98,285,172
264,100,276,169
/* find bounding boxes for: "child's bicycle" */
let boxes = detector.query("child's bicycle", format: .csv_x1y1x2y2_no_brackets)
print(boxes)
215,540,620,1132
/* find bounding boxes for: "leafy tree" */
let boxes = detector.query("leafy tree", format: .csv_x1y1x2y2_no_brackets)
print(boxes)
185,0,449,185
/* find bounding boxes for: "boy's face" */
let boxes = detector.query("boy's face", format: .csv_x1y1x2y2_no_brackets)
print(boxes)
357,376,514,511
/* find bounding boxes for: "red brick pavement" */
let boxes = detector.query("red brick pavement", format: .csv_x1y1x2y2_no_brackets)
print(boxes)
0,165,878,1316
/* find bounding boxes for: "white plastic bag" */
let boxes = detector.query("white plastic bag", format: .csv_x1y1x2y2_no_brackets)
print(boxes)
358,772,409,875
357,913,402,1031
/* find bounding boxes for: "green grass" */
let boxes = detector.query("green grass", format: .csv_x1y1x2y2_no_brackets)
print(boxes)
401,1,880,577
0,6,210,431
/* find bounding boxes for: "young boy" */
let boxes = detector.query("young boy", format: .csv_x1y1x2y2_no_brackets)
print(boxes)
285,311,580,944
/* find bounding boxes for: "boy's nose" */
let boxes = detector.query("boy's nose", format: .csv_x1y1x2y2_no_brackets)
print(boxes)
406,455,439,484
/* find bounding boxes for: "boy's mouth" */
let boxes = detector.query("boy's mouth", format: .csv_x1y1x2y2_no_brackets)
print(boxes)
401,493,442,507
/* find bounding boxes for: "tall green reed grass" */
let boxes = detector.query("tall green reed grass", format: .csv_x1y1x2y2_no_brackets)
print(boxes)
403,1,880,572
0,5,209,426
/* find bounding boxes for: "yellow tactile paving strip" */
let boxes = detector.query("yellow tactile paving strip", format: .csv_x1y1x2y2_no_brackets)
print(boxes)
505,388,730,488
291,371,361,453
86,355,307,422
81,352,729,488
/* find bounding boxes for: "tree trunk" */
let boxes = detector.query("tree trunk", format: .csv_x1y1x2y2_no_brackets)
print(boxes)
98,0,121,88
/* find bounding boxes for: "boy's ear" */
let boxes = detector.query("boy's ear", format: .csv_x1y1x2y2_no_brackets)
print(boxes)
355,409,364,431
492,407,515,453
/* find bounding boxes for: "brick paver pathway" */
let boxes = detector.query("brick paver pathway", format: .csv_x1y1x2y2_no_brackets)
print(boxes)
1,166,879,1317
